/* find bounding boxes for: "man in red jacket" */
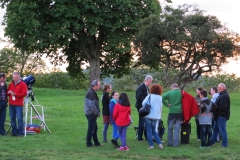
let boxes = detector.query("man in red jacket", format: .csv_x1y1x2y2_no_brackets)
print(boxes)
7,72,27,137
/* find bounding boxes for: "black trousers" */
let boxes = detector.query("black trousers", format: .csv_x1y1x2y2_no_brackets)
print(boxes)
86,114,100,147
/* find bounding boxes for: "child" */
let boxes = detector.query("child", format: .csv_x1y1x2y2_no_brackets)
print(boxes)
198,90,218,148
113,92,131,151
109,91,120,147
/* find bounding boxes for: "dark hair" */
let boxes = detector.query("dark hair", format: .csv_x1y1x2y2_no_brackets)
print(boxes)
200,90,208,97
197,87,203,91
211,86,218,93
111,91,117,97
103,84,111,91
150,84,162,95
118,92,130,107
0,73,6,78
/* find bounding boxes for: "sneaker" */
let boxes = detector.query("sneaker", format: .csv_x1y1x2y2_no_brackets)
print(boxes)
206,146,211,148
95,144,103,147
200,146,206,148
117,147,125,151
198,139,201,142
125,146,130,151
148,146,154,149
158,144,163,149
111,139,120,147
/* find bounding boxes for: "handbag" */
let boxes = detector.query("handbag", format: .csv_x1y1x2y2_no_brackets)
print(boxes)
139,95,151,117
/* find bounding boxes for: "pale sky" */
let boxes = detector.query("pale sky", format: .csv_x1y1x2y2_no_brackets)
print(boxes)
1,1,240,75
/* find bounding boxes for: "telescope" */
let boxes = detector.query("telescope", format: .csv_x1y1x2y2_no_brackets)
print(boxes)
22,75,35,90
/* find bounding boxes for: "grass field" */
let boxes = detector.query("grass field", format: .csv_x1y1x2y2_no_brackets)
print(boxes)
0,88,239,160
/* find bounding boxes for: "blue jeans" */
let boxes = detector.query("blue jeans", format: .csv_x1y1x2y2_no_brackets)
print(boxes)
85,113,100,147
9,106,24,135
118,125,128,147
200,125,212,146
212,116,228,147
112,123,119,139
102,123,109,141
145,118,161,146
167,113,182,146
0,101,7,135
138,114,147,140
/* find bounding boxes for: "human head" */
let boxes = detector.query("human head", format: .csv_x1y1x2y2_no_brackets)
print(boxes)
12,72,21,83
111,91,119,101
210,87,218,95
118,92,130,107
144,75,153,86
103,84,112,93
0,73,6,82
217,83,226,93
92,79,101,91
150,84,162,95
196,87,203,95
171,83,179,90
200,90,208,98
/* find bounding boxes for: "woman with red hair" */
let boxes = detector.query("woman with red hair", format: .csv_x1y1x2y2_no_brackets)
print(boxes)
142,84,163,149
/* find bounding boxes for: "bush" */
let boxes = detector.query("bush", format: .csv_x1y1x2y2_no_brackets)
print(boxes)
32,72,89,90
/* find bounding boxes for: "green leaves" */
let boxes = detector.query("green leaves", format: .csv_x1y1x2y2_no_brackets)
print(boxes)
134,4,240,87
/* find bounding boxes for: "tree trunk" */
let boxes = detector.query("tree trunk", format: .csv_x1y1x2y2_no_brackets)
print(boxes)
89,57,100,86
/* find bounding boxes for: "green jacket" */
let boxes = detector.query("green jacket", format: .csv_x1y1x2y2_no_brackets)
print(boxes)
162,89,182,113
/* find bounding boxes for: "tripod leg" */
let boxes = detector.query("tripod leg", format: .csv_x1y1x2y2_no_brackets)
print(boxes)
6,125,11,134
30,103,51,133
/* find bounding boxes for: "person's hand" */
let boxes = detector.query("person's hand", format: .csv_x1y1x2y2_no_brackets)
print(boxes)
8,90,12,94
0,82,4,86
11,92,16,96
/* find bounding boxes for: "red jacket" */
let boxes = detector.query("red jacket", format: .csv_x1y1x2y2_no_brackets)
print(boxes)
181,90,199,123
7,81,27,106
113,103,131,126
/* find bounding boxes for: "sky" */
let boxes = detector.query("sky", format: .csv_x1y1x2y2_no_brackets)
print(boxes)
0,0,240,75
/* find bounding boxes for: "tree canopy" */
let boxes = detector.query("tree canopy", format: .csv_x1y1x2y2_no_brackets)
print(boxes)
133,4,240,87
1,0,162,83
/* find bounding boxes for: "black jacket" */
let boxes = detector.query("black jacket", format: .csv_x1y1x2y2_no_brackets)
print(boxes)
0,82,7,101
214,90,230,120
102,91,110,116
135,83,149,110
84,88,100,116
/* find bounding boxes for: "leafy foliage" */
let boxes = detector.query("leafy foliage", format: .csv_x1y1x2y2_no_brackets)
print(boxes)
0,47,47,76
33,71,89,90
1,0,161,82
133,4,240,88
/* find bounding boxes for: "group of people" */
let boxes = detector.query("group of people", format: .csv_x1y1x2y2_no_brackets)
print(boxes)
0,72,28,137
84,75,230,151
194,85,230,148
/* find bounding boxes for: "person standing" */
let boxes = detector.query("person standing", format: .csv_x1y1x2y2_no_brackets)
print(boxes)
102,84,112,142
162,83,182,147
142,84,163,149
198,90,218,148
0,73,8,136
84,80,102,147
7,72,27,137
135,75,153,141
113,92,131,151
195,87,203,141
210,86,220,142
212,83,230,148
109,91,120,147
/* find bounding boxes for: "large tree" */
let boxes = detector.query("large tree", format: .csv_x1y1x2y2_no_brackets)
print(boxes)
133,4,240,87
0,0,163,83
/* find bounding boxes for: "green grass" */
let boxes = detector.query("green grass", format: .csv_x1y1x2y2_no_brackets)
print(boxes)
0,88,239,160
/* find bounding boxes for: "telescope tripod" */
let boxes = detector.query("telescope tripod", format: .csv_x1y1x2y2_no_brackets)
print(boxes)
7,93,51,137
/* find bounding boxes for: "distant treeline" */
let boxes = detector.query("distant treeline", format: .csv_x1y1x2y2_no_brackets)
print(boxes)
31,71,240,92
